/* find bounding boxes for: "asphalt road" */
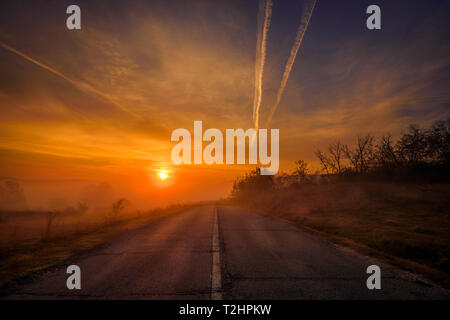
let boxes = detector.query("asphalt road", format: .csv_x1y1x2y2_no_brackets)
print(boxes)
6,206,450,299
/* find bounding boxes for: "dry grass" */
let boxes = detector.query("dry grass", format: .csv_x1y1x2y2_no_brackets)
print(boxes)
237,181,450,284
0,205,190,288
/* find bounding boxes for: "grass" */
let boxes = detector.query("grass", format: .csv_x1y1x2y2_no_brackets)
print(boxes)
0,204,190,289
233,181,450,286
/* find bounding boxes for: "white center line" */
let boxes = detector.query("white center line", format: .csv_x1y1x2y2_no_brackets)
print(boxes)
211,207,222,300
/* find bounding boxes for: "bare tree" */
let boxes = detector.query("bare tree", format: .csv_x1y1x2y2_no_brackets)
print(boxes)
344,134,375,173
375,135,399,168
315,149,331,175
328,141,345,174
44,211,57,238
111,198,129,219
427,118,450,164
396,125,428,165
293,159,310,182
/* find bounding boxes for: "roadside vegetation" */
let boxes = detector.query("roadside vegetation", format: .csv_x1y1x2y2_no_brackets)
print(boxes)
230,118,450,284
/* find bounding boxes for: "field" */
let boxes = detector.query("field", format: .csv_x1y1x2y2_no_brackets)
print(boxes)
0,204,190,289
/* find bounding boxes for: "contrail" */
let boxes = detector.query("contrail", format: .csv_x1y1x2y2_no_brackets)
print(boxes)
252,0,264,124
266,0,317,126
252,0,272,131
0,41,137,117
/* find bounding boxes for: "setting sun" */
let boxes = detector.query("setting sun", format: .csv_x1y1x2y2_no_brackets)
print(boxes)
157,169,169,181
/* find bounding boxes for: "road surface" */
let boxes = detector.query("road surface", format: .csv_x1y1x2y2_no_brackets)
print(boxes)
5,206,450,299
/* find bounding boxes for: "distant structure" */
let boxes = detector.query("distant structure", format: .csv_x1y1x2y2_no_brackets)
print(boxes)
0,179,28,211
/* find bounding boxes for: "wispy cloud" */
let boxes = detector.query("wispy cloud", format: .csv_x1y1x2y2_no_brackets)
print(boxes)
0,41,138,118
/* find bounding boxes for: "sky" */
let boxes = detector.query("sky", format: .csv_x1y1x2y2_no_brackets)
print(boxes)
0,0,449,209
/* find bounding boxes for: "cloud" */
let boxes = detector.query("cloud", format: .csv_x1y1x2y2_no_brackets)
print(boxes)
0,41,139,118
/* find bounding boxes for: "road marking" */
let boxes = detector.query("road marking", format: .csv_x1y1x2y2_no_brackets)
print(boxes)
211,207,222,300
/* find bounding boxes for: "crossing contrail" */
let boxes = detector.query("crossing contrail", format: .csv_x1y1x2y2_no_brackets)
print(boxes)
0,41,137,117
252,0,272,131
266,0,317,126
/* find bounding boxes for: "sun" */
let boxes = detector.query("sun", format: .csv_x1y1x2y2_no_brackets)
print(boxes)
156,169,169,181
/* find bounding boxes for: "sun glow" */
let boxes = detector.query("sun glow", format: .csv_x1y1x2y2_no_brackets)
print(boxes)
157,169,170,181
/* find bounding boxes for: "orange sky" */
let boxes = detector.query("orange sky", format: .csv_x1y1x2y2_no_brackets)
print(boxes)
0,0,449,209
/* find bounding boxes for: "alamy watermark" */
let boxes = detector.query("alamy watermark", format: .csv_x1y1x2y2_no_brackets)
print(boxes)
66,265,81,290
171,121,279,175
